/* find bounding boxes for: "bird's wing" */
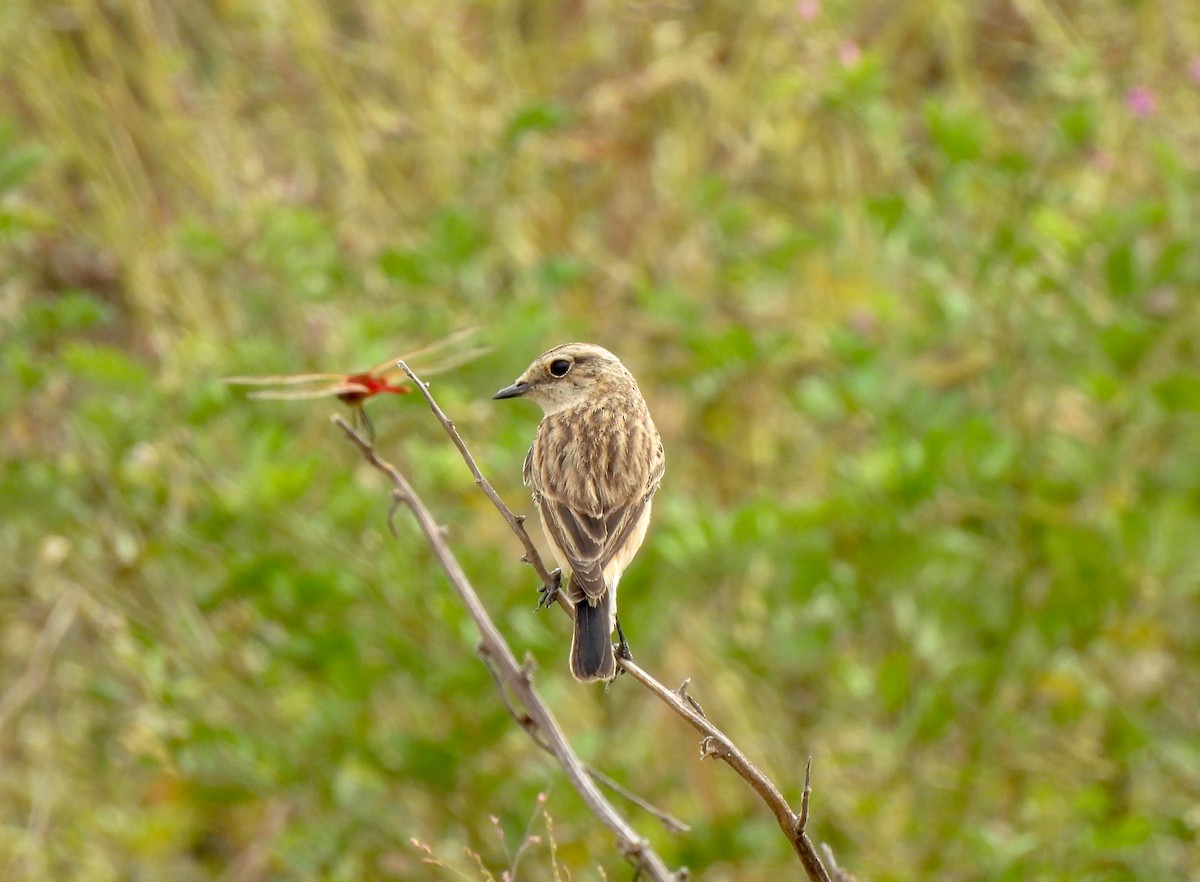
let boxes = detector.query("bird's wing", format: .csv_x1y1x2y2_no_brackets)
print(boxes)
539,468,662,604
538,494,612,604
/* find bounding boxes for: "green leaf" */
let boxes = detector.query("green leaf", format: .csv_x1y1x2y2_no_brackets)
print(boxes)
0,144,42,193
61,342,151,388
504,101,567,145
1058,102,1096,150
1105,241,1137,299
924,101,988,163
1153,373,1200,412
1099,320,1152,370
21,292,114,340
430,209,486,267
378,247,431,286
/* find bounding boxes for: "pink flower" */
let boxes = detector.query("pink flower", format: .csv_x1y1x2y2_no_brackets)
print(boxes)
1125,86,1156,117
839,41,861,67
796,0,820,21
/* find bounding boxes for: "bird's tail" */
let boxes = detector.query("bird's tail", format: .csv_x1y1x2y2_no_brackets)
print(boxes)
569,592,616,682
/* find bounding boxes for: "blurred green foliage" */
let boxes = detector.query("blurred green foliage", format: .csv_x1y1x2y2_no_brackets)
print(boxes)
2,1,1199,880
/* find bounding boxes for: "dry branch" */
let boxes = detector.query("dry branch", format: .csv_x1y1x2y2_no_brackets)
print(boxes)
478,652,691,834
392,363,840,882
334,416,685,881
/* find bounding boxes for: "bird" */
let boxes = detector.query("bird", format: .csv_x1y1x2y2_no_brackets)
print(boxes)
493,343,665,682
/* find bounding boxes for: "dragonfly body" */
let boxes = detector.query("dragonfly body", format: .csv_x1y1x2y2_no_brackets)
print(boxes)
336,374,412,405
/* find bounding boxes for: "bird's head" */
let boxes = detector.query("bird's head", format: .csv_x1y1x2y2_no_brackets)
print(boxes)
493,342,634,415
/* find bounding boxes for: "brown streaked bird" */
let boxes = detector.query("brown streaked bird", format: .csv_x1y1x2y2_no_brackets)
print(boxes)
493,343,665,682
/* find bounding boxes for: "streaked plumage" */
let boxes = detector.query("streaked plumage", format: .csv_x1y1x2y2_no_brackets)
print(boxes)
494,343,664,682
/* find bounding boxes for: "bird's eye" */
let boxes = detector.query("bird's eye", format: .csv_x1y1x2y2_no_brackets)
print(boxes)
548,359,572,378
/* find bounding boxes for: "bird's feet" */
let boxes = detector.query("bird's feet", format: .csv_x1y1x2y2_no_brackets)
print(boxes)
603,618,633,692
536,568,563,611
614,616,633,665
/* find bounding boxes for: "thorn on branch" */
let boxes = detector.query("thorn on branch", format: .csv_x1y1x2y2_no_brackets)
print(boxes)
796,757,813,835
676,679,707,719
698,736,724,760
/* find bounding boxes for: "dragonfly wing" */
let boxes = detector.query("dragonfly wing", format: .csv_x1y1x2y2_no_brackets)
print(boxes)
368,326,482,376
414,344,491,376
222,372,344,386
246,382,370,400
375,332,490,382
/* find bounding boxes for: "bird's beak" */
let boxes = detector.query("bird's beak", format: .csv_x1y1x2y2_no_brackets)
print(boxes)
492,381,532,400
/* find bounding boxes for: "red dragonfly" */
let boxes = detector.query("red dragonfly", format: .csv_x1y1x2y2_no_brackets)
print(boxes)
223,329,484,441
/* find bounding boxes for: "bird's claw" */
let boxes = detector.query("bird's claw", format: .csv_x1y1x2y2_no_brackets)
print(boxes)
614,619,633,667
536,568,563,611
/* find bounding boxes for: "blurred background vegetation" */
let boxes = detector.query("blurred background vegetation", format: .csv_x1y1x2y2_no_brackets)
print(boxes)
2,1,1199,879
